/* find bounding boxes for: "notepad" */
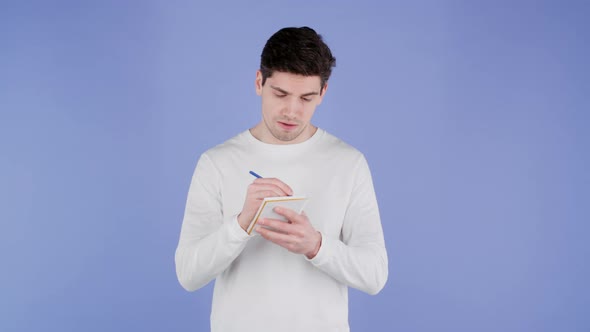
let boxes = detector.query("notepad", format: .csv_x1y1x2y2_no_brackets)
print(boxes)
246,196,308,235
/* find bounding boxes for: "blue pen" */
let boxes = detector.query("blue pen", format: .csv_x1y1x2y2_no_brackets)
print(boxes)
249,170,263,179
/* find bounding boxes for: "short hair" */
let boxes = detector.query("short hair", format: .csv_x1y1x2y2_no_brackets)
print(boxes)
260,26,336,90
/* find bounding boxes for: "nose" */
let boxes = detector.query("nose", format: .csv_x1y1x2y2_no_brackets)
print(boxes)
283,97,304,117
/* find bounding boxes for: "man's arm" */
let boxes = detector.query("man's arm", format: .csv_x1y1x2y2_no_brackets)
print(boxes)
174,154,251,291
175,154,294,291
309,155,388,294
256,155,388,295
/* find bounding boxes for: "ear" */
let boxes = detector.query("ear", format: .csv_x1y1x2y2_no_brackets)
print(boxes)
317,82,328,105
255,70,263,96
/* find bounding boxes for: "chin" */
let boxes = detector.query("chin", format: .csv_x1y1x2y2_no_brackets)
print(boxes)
274,133,299,142
272,128,303,142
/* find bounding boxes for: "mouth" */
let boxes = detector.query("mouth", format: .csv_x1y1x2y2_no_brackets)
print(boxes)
277,121,298,131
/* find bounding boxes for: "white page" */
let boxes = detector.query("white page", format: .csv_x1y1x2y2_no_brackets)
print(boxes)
247,196,308,234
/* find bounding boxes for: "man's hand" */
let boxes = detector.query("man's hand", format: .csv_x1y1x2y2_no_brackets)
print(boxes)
256,207,322,259
237,178,293,231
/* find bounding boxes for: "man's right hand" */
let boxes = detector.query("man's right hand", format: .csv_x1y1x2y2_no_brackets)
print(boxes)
237,178,293,231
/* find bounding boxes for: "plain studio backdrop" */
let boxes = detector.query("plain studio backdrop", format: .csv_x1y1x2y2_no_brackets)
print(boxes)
1,1,588,331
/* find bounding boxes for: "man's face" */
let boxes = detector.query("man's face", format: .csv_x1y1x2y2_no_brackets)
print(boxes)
255,70,327,144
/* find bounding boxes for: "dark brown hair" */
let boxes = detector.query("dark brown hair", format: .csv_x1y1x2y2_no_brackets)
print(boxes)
260,27,336,90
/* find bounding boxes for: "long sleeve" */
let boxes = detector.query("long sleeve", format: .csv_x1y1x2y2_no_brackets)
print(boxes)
175,153,251,292
308,155,388,295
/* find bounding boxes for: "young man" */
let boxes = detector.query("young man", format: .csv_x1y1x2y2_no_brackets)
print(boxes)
175,27,388,332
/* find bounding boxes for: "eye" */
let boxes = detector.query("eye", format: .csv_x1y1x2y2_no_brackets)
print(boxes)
301,97,312,102
275,94,287,98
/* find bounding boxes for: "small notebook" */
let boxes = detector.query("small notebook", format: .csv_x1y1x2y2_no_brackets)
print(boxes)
246,196,308,235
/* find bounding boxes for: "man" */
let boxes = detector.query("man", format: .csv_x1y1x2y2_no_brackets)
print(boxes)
175,26,388,332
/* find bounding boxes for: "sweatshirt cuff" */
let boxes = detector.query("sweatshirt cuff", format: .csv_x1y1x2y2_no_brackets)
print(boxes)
226,214,252,242
305,231,334,265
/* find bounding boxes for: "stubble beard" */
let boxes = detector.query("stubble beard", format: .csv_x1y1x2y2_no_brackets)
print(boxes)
265,117,306,143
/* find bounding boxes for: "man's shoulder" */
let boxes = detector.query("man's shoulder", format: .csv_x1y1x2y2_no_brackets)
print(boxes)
201,130,249,159
319,129,365,160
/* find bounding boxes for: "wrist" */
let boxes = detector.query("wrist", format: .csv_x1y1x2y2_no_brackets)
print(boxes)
305,231,322,259
237,213,248,231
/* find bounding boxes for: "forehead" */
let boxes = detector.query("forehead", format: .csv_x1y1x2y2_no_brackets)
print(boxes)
266,72,322,92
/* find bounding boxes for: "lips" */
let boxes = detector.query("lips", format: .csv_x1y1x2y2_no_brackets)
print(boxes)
278,121,298,130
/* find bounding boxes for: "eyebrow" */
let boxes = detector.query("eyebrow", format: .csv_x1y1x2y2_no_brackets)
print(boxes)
270,85,320,97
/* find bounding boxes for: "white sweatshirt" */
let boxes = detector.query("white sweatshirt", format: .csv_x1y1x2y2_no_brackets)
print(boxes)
175,128,388,332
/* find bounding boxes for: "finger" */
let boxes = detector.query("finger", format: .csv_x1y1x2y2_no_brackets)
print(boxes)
256,225,294,246
258,218,296,235
273,206,305,224
250,184,289,197
253,178,293,196
252,189,286,199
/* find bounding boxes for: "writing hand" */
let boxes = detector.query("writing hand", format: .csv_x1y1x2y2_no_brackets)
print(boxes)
237,178,293,231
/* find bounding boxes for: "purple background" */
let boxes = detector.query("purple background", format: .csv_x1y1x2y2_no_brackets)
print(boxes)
1,1,588,331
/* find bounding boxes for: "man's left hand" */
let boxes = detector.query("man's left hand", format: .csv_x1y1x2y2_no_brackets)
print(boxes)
256,207,322,259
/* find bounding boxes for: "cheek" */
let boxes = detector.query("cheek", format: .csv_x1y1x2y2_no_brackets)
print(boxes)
261,99,277,116
302,104,317,119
